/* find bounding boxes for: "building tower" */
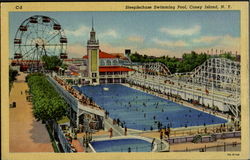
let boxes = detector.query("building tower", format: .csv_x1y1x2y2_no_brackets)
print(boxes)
87,18,99,85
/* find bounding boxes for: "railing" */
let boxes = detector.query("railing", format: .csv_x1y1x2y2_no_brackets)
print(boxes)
53,123,73,153
78,102,104,117
47,76,78,112
167,131,241,144
99,74,127,78
172,141,240,152
48,75,105,117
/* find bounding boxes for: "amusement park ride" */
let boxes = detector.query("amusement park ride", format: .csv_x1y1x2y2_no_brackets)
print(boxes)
11,15,241,120
13,15,68,71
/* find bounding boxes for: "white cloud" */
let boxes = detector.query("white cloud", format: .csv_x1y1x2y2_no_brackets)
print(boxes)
100,43,182,58
137,48,180,58
99,29,118,38
153,38,188,47
160,25,201,36
192,36,221,43
100,43,133,53
219,35,240,48
64,25,89,37
66,43,86,58
65,34,240,60
192,35,240,53
127,36,144,43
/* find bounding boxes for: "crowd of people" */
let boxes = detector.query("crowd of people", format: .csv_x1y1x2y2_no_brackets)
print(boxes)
54,76,103,111
129,81,236,122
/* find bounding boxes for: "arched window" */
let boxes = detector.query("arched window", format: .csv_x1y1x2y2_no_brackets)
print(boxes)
100,60,106,66
106,60,112,66
113,60,118,66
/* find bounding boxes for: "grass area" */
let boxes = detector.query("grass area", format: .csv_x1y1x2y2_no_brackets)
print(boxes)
57,116,70,124
52,141,59,153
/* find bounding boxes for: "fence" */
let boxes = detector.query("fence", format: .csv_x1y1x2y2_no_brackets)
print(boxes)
173,141,241,152
168,131,241,144
53,122,73,153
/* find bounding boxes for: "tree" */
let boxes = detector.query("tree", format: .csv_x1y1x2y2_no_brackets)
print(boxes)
61,63,68,70
9,68,18,90
219,52,236,61
27,74,68,123
129,51,235,74
9,68,18,82
42,55,62,71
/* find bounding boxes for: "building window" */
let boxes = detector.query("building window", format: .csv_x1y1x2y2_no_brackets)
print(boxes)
92,73,97,77
108,72,114,75
100,60,106,66
113,60,118,66
106,60,112,66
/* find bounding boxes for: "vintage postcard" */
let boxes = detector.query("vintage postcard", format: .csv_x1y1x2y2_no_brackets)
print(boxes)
1,1,249,160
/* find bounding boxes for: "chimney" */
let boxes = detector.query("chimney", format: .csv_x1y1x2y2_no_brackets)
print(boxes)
125,49,131,56
125,49,131,62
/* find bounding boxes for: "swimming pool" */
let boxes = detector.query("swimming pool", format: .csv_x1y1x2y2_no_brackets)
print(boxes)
90,138,152,152
74,84,227,130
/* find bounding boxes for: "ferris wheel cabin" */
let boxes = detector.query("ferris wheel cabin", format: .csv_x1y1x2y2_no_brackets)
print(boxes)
60,53,68,59
19,25,27,31
29,17,38,23
14,53,22,59
14,39,21,44
60,37,67,43
53,24,61,30
42,16,51,23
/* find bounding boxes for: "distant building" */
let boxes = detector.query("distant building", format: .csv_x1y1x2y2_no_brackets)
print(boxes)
83,50,133,84
86,21,100,85
64,21,133,85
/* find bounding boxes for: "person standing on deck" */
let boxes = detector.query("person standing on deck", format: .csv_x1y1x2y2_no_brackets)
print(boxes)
109,128,113,138
125,126,127,136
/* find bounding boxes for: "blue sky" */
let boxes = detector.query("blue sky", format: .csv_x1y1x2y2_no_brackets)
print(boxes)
9,11,240,58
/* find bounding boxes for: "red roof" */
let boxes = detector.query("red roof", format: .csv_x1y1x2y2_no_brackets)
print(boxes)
63,59,74,61
83,50,117,59
99,66,134,72
11,60,40,62
83,55,87,59
70,72,79,76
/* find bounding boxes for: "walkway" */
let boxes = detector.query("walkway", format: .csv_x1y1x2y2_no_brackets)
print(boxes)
72,139,84,152
9,72,53,152
104,117,124,136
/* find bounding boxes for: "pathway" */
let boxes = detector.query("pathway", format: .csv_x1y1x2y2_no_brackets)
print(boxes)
104,117,124,136
9,72,54,152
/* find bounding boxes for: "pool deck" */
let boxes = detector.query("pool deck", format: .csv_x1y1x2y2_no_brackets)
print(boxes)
72,139,84,152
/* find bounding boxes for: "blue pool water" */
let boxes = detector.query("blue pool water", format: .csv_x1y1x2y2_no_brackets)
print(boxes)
74,84,227,130
91,138,152,152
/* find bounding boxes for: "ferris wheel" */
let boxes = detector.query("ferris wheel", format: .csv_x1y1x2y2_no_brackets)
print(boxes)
13,15,68,70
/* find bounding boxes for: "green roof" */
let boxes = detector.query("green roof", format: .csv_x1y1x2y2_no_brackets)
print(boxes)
57,116,70,124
